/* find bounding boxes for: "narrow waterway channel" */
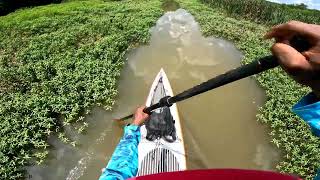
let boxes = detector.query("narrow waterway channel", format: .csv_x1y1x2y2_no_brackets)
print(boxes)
27,9,279,180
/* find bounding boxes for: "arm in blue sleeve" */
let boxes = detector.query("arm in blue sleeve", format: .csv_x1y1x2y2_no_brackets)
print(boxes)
99,125,141,180
292,92,320,137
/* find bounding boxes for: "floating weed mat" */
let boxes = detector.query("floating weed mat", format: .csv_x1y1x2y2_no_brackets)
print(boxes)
0,0,163,179
177,0,320,179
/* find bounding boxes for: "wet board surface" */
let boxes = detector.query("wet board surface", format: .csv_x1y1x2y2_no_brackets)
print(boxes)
138,69,186,176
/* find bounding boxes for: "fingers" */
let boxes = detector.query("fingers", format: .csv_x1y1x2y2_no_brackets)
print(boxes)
136,106,147,117
265,21,319,40
266,21,320,92
266,20,320,73
302,45,320,62
271,43,311,75
302,51,320,67
137,106,145,112
265,21,305,39
133,106,150,125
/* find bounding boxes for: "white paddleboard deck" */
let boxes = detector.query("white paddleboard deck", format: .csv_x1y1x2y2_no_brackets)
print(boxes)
137,69,186,176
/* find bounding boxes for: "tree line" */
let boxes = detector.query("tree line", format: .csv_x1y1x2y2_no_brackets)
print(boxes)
0,0,62,16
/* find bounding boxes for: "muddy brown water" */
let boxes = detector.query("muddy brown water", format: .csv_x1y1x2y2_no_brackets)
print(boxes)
27,9,279,180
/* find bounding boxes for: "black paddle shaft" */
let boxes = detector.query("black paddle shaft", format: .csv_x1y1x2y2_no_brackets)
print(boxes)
118,56,277,121
151,55,278,111
169,55,278,104
117,35,311,120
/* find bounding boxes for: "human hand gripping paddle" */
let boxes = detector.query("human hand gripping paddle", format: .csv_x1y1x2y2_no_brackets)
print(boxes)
115,21,315,121
265,21,320,98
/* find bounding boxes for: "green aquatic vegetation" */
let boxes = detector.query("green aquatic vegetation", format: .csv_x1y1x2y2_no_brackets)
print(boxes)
177,0,320,179
1,0,319,179
0,0,163,179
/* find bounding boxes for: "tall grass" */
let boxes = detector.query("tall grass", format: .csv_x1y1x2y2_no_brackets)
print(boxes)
0,0,162,179
201,0,320,25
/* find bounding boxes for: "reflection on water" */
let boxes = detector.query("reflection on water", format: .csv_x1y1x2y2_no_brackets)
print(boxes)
27,9,279,180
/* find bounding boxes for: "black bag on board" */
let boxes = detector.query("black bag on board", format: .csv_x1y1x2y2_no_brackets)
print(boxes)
145,107,176,143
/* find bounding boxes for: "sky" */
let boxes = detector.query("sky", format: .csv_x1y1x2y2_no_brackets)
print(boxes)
267,0,320,10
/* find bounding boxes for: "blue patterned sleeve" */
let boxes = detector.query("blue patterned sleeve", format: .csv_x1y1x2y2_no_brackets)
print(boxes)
99,125,141,180
292,93,320,180
292,92,320,137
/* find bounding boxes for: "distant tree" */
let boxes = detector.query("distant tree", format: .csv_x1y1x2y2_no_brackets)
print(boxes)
284,2,308,10
295,3,308,9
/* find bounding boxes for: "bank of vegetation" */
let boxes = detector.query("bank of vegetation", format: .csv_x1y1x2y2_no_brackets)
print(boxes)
176,0,319,179
0,0,162,179
0,0,319,179
201,0,320,25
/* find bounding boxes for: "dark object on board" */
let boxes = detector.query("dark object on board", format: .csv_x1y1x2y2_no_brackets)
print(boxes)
145,107,176,142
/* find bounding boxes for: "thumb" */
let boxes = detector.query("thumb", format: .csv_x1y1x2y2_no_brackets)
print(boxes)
271,43,310,75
